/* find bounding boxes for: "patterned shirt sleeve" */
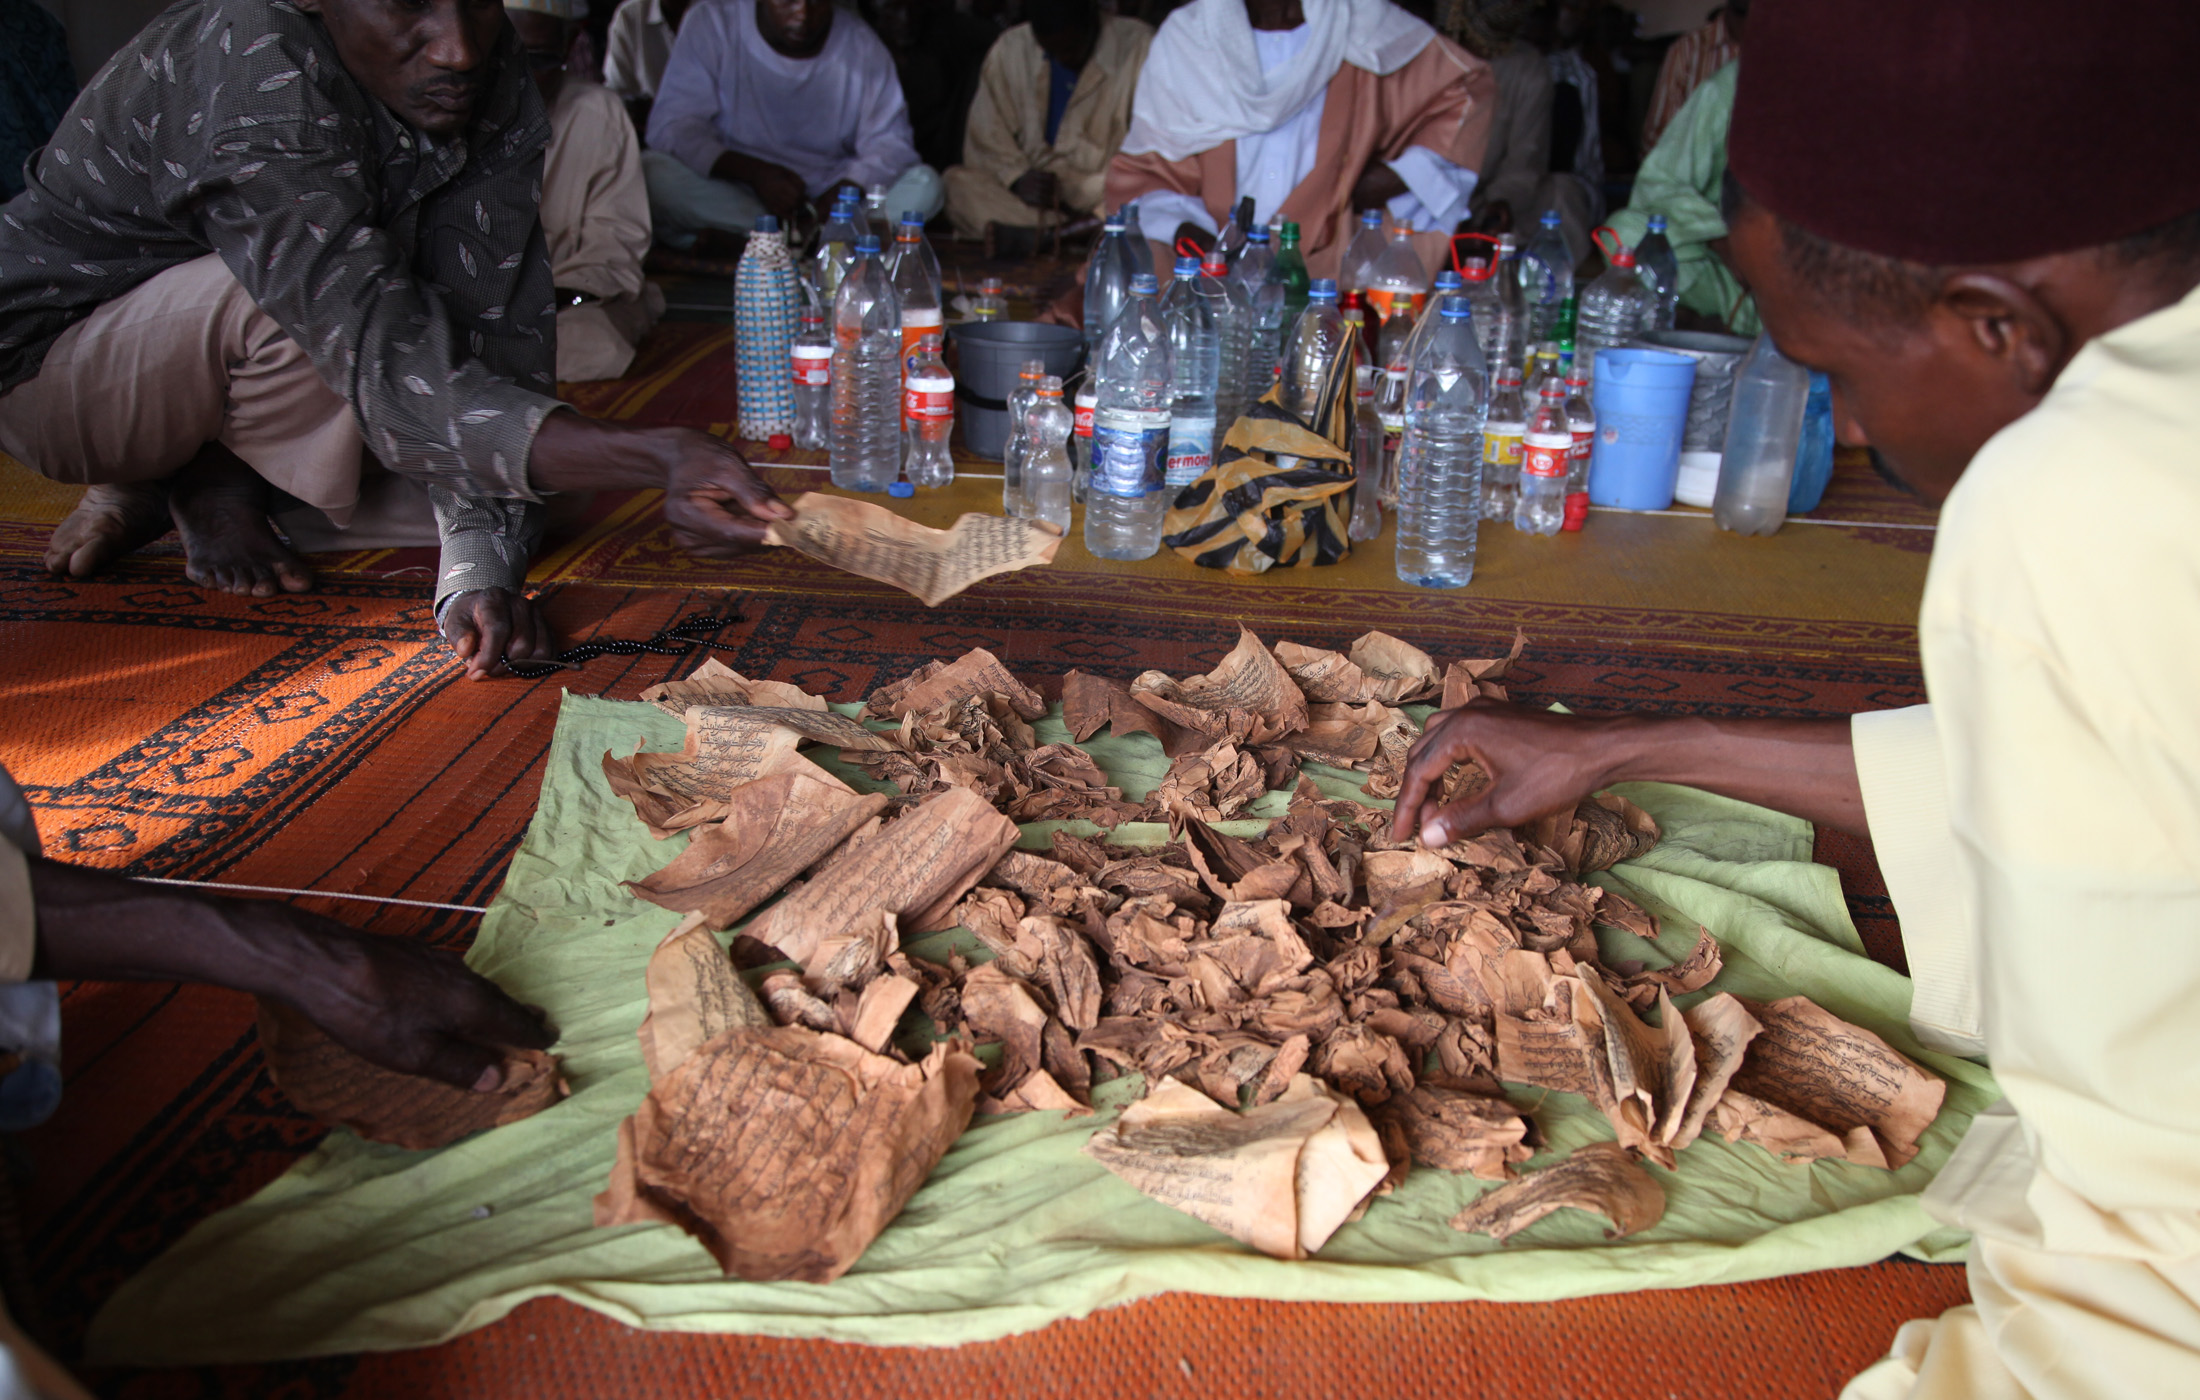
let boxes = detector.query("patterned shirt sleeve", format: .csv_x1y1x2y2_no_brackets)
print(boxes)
184,46,560,502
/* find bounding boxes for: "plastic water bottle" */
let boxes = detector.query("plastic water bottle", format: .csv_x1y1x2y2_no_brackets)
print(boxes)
1160,255,1221,489
734,213,799,440
1576,236,1654,381
1459,249,1519,374
828,235,901,493
1233,227,1286,397
1562,369,1594,530
1279,278,1350,424
1120,203,1156,280
1635,213,1681,332
1515,379,1570,535
969,276,1008,322
888,212,943,369
1349,368,1386,543
902,332,954,490
1001,357,1046,516
1085,272,1173,560
1713,331,1810,535
1481,367,1526,521
790,305,831,451
807,193,861,306
1272,221,1311,339
1395,297,1488,589
1071,376,1096,502
1217,196,1256,266
1493,234,1529,370
1364,226,1429,328
1025,376,1074,536
1516,211,1572,345
864,183,889,233
1341,209,1387,299
1083,212,1138,365
1203,246,1253,433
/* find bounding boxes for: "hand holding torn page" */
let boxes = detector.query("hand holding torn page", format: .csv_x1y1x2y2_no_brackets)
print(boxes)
765,492,1064,606
1084,1074,1389,1259
254,999,566,1151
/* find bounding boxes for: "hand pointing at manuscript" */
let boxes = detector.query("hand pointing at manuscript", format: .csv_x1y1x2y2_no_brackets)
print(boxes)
527,412,794,558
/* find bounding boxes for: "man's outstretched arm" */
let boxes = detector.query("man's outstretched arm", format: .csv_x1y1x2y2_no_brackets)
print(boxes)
26,859,554,1092
1394,704,1866,849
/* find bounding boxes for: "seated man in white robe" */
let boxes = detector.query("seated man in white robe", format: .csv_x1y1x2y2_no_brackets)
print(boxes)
642,0,943,250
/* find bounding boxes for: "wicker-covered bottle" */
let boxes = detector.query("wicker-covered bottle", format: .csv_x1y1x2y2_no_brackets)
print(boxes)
734,215,799,440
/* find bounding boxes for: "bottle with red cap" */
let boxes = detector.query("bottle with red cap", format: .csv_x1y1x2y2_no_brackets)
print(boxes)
901,332,955,490
1576,228,1655,380
1561,368,1594,531
790,305,831,451
1481,368,1527,521
1515,379,1571,535
1457,240,1523,375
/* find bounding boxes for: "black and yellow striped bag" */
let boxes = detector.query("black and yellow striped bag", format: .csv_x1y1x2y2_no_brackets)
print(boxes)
1160,332,1362,574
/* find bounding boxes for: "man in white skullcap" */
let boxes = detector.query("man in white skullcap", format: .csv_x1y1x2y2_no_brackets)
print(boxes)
507,0,665,382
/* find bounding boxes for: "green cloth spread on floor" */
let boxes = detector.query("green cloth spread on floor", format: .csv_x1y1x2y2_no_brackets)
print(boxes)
87,694,1998,1365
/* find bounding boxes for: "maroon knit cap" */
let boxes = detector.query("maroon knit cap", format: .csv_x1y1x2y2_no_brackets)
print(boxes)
1728,0,2200,264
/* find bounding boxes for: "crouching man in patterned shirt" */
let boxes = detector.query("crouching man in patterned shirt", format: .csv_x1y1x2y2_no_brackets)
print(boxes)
0,0,791,678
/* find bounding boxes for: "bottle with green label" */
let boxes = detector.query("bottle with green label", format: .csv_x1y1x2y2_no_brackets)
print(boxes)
1271,221,1311,337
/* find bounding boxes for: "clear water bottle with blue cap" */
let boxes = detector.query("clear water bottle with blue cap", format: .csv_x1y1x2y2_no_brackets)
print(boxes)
807,192,862,306
1341,208,1387,298
829,234,902,493
1160,254,1221,489
1085,272,1174,560
1517,209,1574,344
1395,296,1489,588
1280,278,1351,423
1232,227,1286,398
1635,213,1681,331
1082,211,1141,365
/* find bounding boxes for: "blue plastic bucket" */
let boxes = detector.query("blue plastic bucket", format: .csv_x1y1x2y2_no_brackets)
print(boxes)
1787,371,1835,513
1588,348,1697,510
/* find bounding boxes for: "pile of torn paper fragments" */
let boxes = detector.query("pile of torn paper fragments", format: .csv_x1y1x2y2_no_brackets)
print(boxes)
258,629,1947,1283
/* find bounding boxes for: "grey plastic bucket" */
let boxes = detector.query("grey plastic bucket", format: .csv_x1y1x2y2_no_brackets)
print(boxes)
1632,329,1752,453
948,321,1084,460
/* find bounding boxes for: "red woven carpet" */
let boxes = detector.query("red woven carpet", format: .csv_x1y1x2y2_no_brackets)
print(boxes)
0,312,1953,1398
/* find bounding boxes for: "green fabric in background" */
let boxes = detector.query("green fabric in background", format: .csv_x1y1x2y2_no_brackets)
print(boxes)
87,694,1996,1366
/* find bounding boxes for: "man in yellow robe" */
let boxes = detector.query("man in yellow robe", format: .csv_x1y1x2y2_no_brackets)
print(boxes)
944,0,1152,242
1394,2,2200,1395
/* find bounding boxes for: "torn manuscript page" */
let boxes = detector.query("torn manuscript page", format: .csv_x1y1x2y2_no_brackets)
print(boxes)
627,774,891,930
1449,1140,1666,1243
766,493,1063,606
1084,1074,1389,1259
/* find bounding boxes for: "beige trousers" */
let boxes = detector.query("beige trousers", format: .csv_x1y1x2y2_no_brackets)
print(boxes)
0,253,438,547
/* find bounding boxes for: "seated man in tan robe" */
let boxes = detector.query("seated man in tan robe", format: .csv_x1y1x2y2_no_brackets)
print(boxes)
1106,0,1493,281
509,0,666,382
944,0,1152,244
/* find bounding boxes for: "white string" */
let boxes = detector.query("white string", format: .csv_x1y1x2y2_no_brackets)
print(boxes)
133,877,488,915
1586,506,1936,531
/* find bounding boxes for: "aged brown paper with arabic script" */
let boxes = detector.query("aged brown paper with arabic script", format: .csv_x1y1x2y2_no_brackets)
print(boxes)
1130,628,1310,744
627,772,891,930
1448,1140,1667,1243
641,658,827,717
765,493,1064,606
1084,1074,1389,1259
595,1028,980,1281
635,913,773,1082
743,786,1021,964
1726,996,1946,1169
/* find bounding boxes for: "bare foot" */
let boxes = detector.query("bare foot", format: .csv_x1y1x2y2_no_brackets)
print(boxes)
45,483,174,578
168,447,314,597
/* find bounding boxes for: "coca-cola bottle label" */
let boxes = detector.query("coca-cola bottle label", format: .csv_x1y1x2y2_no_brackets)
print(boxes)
1074,398,1095,439
903,374,954,426
791,346,832,387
